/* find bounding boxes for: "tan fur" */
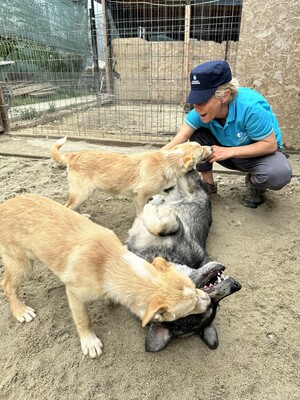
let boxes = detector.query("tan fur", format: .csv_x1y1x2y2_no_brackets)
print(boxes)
51,137,212,215
0,194,210,358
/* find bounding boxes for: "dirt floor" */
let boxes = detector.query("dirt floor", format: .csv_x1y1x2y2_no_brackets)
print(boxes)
0,136,299,400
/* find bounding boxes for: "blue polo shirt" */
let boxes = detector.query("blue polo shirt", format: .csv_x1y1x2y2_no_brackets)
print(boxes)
185,87,283,148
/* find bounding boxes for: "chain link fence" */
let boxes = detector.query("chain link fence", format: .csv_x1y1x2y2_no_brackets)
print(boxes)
0,0,242,144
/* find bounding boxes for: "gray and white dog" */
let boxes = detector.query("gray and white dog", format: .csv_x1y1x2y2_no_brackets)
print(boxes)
126,169,241,352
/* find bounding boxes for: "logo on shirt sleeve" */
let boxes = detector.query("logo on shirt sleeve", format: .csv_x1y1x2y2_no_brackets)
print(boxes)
236,131,248,143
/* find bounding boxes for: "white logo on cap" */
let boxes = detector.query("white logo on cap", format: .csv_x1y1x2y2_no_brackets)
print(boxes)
192,75,200,85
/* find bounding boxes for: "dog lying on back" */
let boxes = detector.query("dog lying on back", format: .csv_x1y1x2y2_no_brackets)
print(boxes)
0,194,211,358
127,169,212,268
51,136,212,215
126,169,241,351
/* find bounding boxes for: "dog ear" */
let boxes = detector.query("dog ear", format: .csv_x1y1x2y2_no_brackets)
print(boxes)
151,257,171,272
183,155,196,171
141,299,168,327
145,323,174,352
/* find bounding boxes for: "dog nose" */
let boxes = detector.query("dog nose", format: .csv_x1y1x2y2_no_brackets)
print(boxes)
233,281,242,291
198,146,212,163
203,145,213,155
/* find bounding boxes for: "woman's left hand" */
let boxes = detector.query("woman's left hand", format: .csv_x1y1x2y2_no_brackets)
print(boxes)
208,145,234,163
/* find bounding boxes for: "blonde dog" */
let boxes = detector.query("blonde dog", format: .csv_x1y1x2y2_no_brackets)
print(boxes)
51,137,212,215
0,194,210,358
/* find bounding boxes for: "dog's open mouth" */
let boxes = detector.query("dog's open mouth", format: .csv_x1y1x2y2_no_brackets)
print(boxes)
194,264,241,302
201,269,229,293
194,264,224,291
199,146,213,163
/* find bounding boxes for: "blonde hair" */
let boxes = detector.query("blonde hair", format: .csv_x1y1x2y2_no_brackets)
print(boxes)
215,78,239,102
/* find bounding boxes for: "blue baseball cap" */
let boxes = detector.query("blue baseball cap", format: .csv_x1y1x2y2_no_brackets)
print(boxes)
187,60,232,104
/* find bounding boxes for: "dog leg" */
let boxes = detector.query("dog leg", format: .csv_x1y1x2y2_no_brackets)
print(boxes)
65,286,103,358
65,193,89,211
142,202,180,236
65,177,93,211
1,249,36,322
134,194,150,216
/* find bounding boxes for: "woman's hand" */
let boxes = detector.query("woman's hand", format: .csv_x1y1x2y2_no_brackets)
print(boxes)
208,134,278,163
208,145,234,162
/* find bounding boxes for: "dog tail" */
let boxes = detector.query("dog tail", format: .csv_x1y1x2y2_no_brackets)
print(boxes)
51,136,68,165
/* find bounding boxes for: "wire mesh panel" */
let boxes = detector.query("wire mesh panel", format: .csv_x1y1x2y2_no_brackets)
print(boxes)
0,0,242,144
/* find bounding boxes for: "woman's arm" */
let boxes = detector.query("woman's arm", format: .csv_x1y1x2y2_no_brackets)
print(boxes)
162,122,195,150
209,132,278,163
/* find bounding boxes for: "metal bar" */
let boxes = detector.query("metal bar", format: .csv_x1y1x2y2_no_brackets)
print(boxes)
0,86,10,134
89,0,101,95
183,0,191,108
101,0,113,95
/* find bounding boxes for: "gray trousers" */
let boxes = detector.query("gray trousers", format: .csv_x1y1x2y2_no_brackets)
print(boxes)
190,127,292,191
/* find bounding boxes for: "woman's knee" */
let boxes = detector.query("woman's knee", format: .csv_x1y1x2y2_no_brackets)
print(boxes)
254,164,292,190
271,168,292,190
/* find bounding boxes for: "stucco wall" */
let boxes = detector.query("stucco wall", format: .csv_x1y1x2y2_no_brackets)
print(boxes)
236,0,300,150
112,38,237,105
112,1,299,150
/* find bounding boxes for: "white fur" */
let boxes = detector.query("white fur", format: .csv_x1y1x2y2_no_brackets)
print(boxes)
80,333,103,358
56,136,67,146
122,252,156,282
183,286,197,297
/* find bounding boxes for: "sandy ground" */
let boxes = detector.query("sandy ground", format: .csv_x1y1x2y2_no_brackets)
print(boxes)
0,135,299,400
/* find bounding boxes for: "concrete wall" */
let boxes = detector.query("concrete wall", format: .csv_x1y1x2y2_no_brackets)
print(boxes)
236,0,300,150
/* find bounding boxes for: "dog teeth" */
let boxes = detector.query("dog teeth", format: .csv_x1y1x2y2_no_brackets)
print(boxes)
220,272,229,281
216,272,228,284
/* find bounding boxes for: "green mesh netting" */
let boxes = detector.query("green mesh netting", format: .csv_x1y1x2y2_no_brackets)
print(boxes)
0,0,91,82
0,0,90,55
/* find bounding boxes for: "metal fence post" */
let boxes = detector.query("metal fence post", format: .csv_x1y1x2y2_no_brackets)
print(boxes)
0,86,10,134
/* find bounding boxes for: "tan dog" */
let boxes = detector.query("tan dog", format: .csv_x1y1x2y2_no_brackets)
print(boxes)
51,137,212,214
0,194,210,358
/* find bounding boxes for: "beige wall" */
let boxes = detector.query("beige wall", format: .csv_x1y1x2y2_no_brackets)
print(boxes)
112,2,299,150
112,38,237,105
236,0,300,150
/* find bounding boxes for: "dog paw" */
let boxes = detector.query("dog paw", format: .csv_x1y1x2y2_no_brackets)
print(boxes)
15,305,36,323
82,213,91,219
149,195,165,206
80,333,103,358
